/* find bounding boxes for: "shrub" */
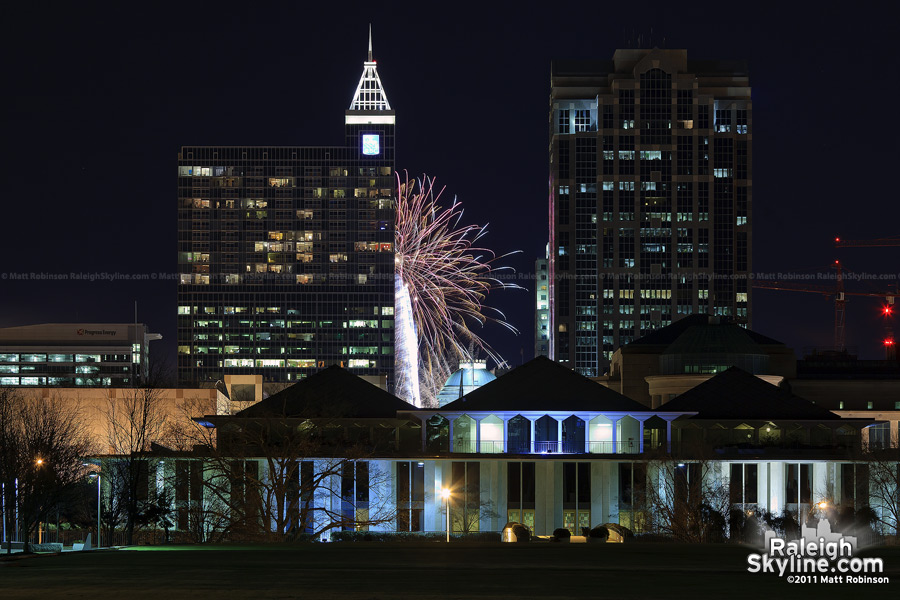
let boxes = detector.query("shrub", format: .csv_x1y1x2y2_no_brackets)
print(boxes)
588,526,609,541
511,524,530,543
551,528,571,542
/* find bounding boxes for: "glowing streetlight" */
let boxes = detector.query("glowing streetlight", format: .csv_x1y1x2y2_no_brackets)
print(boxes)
35,458,45,543
89,473,101,549
441,488,451,543
84,463,101,549
818,501,828,510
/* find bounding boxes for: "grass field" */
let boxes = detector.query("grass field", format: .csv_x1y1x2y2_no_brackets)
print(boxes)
1,542,898,599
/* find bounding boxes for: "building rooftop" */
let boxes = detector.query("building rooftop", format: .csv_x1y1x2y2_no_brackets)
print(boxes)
658,367,842,421
436,362,497,407
441,356,648,413
626,314,783,349
234,365,414,419
0,323,157,345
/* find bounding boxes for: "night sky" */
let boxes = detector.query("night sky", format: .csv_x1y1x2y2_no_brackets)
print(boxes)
3,2,898,374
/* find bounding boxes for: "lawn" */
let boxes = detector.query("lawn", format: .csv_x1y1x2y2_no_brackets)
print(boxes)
1,542,897,599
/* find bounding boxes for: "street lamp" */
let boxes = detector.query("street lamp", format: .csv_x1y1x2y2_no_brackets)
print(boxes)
35,458,44,543
85,466,101,550
441,488,451,543
92,474,101,549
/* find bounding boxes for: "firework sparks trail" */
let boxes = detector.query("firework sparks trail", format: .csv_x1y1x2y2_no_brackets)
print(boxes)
394,172,521,406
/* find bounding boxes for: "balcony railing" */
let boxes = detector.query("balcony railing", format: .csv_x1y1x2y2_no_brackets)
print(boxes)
449,440,648,455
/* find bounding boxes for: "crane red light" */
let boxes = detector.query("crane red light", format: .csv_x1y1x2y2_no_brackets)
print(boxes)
884,338,895,347
884,305,894,316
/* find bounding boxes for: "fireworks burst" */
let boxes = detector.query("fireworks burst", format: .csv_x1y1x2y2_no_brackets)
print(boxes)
394,173,520,406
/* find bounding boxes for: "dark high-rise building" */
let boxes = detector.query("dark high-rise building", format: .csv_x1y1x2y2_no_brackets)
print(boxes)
535,254,549,358
177,33,396,386
550,49,752,377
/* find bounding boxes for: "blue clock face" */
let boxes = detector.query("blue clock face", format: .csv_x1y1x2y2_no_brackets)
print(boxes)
362,134,380,156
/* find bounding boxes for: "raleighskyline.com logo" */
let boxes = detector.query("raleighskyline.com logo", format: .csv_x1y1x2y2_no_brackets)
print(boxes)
746,519,887,585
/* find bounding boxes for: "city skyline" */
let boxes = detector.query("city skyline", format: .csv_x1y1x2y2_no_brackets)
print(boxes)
2,3,898,375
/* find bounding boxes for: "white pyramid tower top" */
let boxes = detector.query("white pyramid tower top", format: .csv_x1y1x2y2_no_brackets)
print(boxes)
348,25,392,112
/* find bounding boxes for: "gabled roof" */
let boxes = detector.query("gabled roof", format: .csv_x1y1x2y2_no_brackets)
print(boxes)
440,356,649,413
659,367,841,421
626,314,784,348
234,365,414,419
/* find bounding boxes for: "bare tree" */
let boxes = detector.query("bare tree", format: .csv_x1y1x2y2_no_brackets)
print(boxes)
865,447,900,537
644,451,730,543
450,496,499,534
170,400,397,542
0,389,93,553
104,380,169,545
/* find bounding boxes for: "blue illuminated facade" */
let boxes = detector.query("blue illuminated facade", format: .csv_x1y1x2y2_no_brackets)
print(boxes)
124,356,895,541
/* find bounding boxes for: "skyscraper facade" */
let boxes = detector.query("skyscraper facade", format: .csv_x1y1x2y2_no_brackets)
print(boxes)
534,256,549,358
549,49,752,377
177,36,396,386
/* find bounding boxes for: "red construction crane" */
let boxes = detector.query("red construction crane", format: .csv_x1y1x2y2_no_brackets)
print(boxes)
834,236,900,248
834,236,898,359
753,261,846,350
753,261,896,354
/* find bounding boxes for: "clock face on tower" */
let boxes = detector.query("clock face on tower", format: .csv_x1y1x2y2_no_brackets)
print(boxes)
362,134,380,156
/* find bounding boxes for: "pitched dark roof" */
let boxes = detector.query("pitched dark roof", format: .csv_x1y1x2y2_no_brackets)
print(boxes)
440,356,648,413
234,365,414,419
627,314,784,348
659,367,840,421
662,323,766,356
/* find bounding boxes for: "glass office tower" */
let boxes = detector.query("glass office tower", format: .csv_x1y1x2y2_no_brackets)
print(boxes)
550,49,752,376
177,38,396,386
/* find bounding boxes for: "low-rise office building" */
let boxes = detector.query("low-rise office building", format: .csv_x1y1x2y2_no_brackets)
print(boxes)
0,323,161,387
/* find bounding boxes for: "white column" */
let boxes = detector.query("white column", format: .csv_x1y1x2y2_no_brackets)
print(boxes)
769,461,784,516
530,418,536,454
502,417,509,453
610,417,620,454
474,416,482,453
448,417,455,453
557,418,563,453
666,419,672,453
370,459,394,532
813,463,828,506
758,462,768,515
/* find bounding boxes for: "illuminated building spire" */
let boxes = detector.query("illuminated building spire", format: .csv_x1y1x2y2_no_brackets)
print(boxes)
348,25,391,112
